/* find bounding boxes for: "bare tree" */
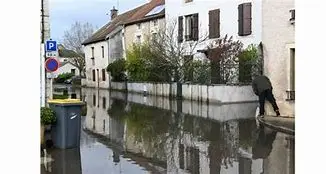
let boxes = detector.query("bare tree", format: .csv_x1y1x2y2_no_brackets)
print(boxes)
62,21,94,76
148,20,209,83
199,35,244,84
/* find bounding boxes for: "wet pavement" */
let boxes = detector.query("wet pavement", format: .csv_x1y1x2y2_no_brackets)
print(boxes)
41,87,295,174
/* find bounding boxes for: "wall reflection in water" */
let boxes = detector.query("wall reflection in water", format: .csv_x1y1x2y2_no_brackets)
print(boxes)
41,148,82,174
73,88,294,174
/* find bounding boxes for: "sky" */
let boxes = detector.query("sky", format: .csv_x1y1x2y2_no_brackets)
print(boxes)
49,0,147,42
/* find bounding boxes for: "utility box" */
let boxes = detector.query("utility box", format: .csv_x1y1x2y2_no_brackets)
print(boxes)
48,99,84,149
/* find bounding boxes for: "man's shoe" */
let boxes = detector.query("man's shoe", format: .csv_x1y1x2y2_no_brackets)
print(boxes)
276,110,280,116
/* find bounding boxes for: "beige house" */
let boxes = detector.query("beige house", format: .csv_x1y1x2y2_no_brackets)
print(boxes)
124,0,165,52
262,0,295,117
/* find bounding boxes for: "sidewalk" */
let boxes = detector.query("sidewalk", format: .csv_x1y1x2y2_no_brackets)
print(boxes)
257,116,295,135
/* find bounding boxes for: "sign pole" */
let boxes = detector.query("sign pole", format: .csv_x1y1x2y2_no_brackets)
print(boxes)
49,75,53,100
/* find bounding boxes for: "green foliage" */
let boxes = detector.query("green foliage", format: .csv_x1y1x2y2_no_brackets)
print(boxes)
41,107,56,125
53,94,69,99
126,42,171,82
192,60,211,85
238,44,259,83
106,59,127,82
54,72,74,83
126,43,151,81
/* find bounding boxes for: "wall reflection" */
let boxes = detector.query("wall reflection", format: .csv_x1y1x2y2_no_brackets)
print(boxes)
81,88,294,174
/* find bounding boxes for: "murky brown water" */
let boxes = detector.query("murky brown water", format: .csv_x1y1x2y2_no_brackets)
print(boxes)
41,87,294,174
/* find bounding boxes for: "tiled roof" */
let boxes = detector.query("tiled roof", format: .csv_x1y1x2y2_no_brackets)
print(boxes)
82,5,145,45
124,0,165,25
82,0,165,45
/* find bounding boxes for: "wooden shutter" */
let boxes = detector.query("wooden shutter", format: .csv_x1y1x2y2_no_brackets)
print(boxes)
238,4,244,36
192,13,199,41
243,3,252,35
102,69,106,81
209,9,220,38
238,3,252,36
92,69,95,81
178,16,184,43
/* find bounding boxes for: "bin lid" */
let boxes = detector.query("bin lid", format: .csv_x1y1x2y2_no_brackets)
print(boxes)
48,99,84,106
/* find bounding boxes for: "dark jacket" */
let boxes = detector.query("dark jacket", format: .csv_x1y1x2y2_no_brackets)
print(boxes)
252,75,273,95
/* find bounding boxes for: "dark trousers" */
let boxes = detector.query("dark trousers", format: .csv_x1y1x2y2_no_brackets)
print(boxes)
259,89,279,115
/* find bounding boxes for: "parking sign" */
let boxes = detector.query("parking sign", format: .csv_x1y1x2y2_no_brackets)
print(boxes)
46,40,57,52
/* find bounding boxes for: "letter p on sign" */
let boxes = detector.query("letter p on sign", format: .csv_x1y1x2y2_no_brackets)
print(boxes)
46,40,57,52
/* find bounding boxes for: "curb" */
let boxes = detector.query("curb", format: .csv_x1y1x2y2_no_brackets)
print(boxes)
257,117,295,136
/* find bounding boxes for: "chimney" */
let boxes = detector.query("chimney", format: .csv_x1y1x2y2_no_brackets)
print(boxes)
110,6,118,20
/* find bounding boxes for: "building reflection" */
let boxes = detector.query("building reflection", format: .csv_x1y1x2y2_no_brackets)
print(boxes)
81,88,294,174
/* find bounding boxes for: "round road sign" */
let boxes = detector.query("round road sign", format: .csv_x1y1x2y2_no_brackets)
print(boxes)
45,58,59,72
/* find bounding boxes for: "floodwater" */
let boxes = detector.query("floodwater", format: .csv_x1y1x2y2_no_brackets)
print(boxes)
41,87,294,174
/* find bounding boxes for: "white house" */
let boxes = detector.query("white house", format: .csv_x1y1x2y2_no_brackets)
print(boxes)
165,0,262,59
262,0,295,117
82,6,141,88
53,61,79,77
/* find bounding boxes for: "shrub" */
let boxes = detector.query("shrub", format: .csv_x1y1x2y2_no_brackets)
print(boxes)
107,59,126,82
238,44,259,83
54,72,74,83
126,42,172,82
53,94,69,99
41,107,56,125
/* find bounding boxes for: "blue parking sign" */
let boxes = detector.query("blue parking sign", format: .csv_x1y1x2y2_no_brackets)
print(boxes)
46,40,57,52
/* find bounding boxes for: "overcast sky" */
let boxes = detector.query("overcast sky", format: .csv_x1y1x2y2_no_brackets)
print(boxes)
49,0,147,42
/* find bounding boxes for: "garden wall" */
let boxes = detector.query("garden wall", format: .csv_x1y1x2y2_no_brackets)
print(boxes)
111,82,257,103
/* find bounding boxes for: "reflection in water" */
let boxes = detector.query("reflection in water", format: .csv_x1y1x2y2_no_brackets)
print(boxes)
44,87,294,174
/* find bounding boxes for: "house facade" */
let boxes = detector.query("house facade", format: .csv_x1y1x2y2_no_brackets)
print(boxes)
262,0,295,117
124,0,165,51
53,61,79,77
165,0,262,60
82,1,166,88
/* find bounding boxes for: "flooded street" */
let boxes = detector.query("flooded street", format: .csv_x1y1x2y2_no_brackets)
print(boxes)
41,87,294,174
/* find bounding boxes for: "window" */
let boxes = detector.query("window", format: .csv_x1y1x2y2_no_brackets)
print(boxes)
137,23,141,29
102,69,106,81
185,0,193,3
101,46,104,58
290,9,295,24
185,13,199,41
91,47,94,58
153,19,158,26
92,69,96,81
287,48,295,100
103,120,106,132
185,147,200,174
145,4,165,16
136,35,141,43
238,3,252,36
209,9,220,39
71,93,77,99
71,69,76,75
102,97,106,109
151,33,157,41
93,94,96,106
179,144,185,169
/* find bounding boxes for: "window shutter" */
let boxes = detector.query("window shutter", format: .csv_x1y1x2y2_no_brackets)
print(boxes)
243,3,252,35
178,16,184,43
192,13,199,41
238,3,252,36
238,4,244,36
209,9,220,39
